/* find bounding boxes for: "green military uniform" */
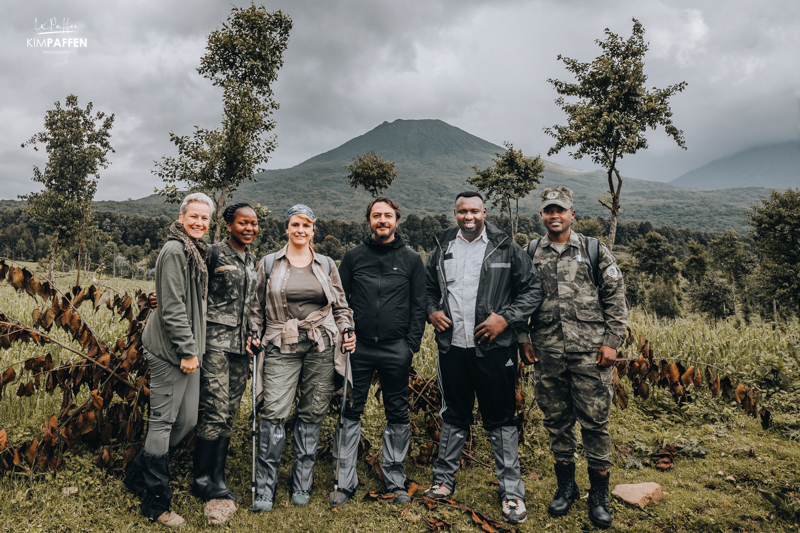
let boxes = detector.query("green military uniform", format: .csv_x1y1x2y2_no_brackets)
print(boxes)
196,240,259,441
530,193,627,472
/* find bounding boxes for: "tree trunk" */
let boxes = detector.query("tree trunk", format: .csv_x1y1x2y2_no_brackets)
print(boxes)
76,207,87,287
514,199,520,240
606,166,624,252
213,184,229,244
48,234,59,284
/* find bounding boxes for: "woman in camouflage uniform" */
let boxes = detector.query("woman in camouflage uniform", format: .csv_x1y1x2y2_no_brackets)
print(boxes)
191,203,260,502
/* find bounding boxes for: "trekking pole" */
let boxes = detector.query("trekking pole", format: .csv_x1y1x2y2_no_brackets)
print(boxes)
249,329,262,512
333,327,354,502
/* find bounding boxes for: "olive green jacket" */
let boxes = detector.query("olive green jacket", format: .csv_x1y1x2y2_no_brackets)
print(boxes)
142,240,207,365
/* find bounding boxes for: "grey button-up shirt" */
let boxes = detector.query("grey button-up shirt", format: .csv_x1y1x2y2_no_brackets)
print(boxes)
445,227,488,348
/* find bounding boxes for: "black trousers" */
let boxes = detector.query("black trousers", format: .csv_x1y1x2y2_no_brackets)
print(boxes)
438,345,518,431
343,338,413,424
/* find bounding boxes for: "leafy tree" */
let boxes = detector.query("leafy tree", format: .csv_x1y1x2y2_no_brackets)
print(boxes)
646,278,681,319
748,188,800,316
628,231,679,282
315,235,345,261
399,214,449,251
544,19,687,250
689,275,735,323
572,217,603,238
153,5,292,242
709,229,755,318
20,94,114,283
682,240,710,283
345,150,398,198
618,261,645,309
468,142,544,238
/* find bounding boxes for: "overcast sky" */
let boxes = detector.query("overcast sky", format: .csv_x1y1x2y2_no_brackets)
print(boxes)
3,0,799,201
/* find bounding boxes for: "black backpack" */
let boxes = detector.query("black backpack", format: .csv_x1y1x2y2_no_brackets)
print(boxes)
527,236,601,287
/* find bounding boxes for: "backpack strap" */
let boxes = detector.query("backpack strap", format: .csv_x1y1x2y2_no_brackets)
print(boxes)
262,252,277,281
585,236,601,287
526,238,540,260
322,255,333,276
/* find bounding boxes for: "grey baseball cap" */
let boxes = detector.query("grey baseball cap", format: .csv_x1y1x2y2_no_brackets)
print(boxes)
540,186,574,210
286,204,316,221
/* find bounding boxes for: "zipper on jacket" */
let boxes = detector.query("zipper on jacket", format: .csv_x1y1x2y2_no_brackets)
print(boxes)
374,247,389,342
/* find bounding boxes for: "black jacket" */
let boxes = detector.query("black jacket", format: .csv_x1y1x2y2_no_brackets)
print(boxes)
338,235,427,352
425,222,542,355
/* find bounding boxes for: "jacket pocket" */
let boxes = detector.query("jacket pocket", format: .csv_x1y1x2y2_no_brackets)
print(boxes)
206,311,238,327
575,309,604,322
533,310,556,325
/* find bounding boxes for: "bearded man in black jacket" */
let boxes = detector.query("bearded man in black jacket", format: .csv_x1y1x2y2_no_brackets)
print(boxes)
328,197,427,507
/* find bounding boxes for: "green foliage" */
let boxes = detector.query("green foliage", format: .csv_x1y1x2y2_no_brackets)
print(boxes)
19,95,114,282
619,261,645,309
682,240,710,283
397,213,450,251
629,231,679,282
710,230,754,286
153,5,292,242
467,142,544,237
689,274,735,322
645,277,681,319
572,217,603,238
544,19,687,249
344,150,398,198
315,235,345,261
748,188,800,316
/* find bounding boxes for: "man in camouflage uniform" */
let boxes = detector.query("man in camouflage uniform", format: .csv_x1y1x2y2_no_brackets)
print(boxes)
192,212,260,502
521,186,626,529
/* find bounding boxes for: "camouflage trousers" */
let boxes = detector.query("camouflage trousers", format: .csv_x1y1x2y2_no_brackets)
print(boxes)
196,348,250,440
533,350,613,471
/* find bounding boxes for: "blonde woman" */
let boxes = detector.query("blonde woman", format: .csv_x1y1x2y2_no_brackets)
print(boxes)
249,204,355,511
125,192,214,527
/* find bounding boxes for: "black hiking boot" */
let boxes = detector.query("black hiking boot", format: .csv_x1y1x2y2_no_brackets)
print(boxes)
548,461,580,517
588,468,612,529
192,437,236,501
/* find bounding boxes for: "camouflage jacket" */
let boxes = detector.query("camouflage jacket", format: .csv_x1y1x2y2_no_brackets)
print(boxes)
206,240,259,354
529,231,627,353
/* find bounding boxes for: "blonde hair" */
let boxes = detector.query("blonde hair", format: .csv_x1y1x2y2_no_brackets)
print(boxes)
286,213,315,249
180,192,215,216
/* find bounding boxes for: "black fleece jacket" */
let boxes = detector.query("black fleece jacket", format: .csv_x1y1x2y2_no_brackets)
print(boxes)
338,235,427,352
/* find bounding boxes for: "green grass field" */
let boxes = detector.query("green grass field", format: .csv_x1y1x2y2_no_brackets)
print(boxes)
1,269,799,532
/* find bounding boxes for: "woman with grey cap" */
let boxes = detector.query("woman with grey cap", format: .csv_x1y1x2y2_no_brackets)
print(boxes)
124,192,214,528
248,204,355,511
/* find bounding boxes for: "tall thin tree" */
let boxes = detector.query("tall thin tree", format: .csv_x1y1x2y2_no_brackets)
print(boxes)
154,5,292,242
20,94,114,284
544,19,687,250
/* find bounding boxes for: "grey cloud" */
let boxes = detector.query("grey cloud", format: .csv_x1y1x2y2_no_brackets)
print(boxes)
2,0,799,201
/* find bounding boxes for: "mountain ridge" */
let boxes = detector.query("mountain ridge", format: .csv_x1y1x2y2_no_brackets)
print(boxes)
671,141,800,189
7,119,779,233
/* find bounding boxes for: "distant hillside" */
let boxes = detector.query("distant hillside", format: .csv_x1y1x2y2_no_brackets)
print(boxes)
671,142,800,189
13,119,780,233
228,119,763,232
